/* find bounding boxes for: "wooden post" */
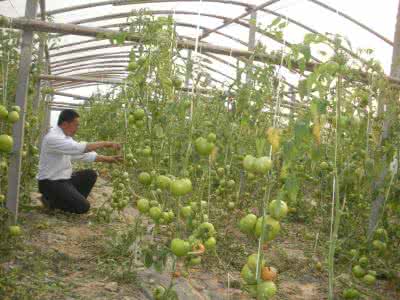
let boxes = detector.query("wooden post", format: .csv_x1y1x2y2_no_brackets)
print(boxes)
246,8,257,83
367,0,400,236
185,49,192,88
32,34,44,112
33,0,47,112
6,0,38,221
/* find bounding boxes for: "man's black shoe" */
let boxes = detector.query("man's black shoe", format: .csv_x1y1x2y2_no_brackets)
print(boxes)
40,195,52,209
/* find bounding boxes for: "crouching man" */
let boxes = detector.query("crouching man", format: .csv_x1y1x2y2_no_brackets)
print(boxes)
37,109,122,214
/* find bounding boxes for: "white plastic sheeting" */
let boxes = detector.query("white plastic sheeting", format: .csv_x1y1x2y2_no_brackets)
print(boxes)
0,0,397,103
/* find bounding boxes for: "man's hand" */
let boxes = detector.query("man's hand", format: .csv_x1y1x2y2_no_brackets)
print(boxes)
85,141,122,152
95,155,123,163
105,142,122,150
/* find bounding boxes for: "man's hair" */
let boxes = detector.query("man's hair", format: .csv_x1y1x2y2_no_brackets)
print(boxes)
58,109,80,126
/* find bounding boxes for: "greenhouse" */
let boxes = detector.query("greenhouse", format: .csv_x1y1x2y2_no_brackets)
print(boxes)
0,0,399,299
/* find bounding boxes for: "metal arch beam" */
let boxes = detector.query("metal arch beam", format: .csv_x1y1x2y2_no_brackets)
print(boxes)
50,10,291,56
44,77,302,111
64,3,386,66
51,67,228,88
53,65,129,75
50,91,91,100
50,50,300,98
49,21,249,57
53,60,130,73
46,21,304,91
45,0,253,16
46,11,324,78
199,0,279,40
51,55,234,86
52,61,236,84
307,0,392,46
114,0,394,46
50,52,241,89
42,72,303,110
40,0,392,76
38,8,315,85
52,51,136,67
46,8,371,68
45,0,393,47
50,51,238,79
8,16,387,86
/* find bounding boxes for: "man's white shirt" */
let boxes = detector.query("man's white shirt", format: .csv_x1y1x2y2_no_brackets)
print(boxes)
37,126,97,180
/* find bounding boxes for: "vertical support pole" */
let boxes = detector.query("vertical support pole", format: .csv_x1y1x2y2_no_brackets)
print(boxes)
289,87,295,122
6,0,38,221
367,0,400,236
391,1,400,79
32,35,44,112
185,49,192,88
33,0,47,112
246,7,257,84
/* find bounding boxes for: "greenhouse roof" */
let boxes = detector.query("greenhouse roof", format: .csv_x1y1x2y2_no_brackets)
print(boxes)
0,0,397,104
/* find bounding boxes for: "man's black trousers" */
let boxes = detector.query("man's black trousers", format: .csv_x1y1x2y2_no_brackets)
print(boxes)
38,169,97,214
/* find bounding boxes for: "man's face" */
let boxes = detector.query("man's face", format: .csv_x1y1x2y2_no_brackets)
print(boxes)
61,118,80,137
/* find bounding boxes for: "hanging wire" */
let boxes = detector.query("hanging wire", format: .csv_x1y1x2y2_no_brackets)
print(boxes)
7,0,21,17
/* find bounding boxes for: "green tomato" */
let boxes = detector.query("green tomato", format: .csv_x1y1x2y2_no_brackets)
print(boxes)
152,285,166,300
362,274,376,285
180,206,193,219
189,256,202,266
0,135,13,153
11,105,20,113
239,214,257,235
207,132,217,143
243,155,255,171
358,256,368,268
199,222,215,236
254,216,281,241
149,206,162,221
156,175,171,190
170,178,192,196
9,225,22,237
194,137,214,156
247,253,266,272
349,249,358,258
135,119,145,128
372,240,387,252
7,111,20,123
216,167,225,176
138,172,152,185
352,265,365,278
204,237,216,250
342,288,360,299
137,198,150,213
241,264,257,285
0,105,8,119
167,211,175,222
268,200,288,220
257,281,277,300
227,179,235,188
133,108,145,120
170,238,190,257
253,156,272,174
375,228,388,241
320,161,329,170
142,147,152,157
